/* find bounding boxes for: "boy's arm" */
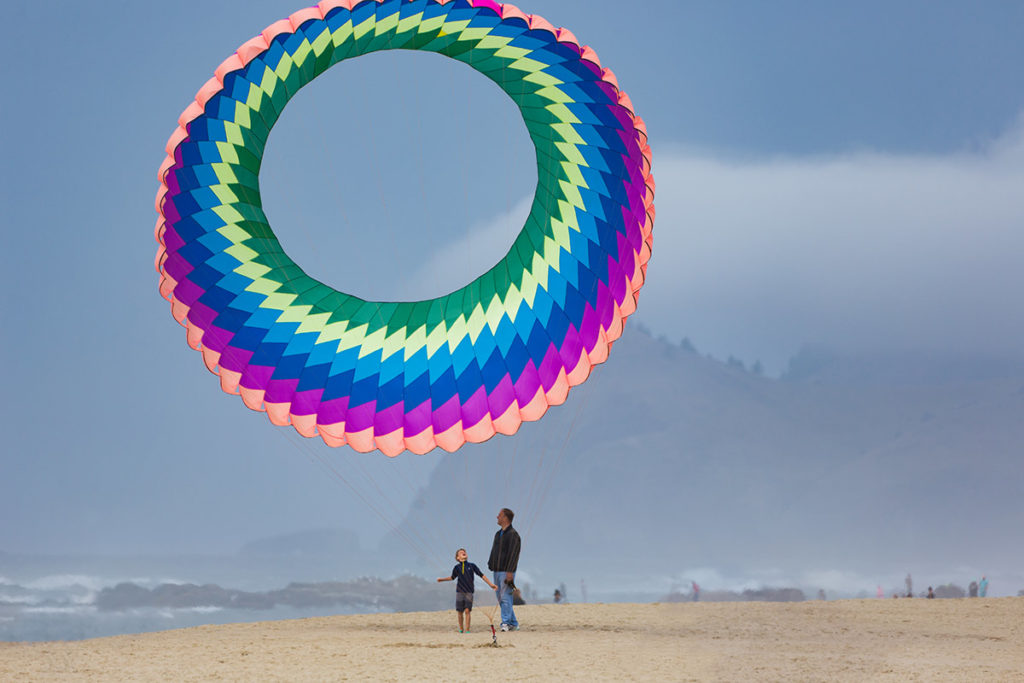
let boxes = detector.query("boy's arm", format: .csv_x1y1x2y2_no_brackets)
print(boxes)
437,576,453,582
474,564,497,589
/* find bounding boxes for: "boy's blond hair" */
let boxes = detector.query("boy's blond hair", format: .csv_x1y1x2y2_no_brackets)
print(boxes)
455,548,467,559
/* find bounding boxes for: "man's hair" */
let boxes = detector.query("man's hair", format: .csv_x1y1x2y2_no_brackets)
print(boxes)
501,508,515,522
455,548,466,559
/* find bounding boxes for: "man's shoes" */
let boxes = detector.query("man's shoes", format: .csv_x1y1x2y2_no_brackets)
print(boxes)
500,624,509,632
509,624,520,631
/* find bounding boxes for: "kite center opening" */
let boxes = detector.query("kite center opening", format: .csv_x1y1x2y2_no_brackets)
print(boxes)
260,50,537,302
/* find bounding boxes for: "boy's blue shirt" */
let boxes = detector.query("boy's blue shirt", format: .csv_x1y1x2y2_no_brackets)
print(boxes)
451,561,485,593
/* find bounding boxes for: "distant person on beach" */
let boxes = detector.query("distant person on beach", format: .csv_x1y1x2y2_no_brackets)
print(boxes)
489,507,521,632
905,574,913,598
979,575,989,597
927,586,935,599
554,589,562,603
969,581,978,598
692,581,700,602
437,548,496,633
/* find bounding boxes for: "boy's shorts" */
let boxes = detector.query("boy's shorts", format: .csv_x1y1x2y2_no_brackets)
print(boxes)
455,592,474,612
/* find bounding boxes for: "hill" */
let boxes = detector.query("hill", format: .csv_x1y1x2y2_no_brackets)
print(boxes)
382,328,1024,594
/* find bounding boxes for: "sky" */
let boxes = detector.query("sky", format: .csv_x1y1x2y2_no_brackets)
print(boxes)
1,0,1023,557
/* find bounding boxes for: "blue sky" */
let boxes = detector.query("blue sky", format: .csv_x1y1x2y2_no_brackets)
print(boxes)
1,0,1022,555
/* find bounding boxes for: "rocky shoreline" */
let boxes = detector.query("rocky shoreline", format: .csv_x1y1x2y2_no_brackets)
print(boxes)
94,575,451,613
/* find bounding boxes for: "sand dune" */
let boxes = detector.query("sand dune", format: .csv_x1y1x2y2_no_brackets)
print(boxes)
2,598,1021,681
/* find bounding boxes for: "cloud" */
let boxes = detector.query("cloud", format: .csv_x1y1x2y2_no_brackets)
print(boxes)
403,195,534,300
639,116,1024,372
402,118,1024,374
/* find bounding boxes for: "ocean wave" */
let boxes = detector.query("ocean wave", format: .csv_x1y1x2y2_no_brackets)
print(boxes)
23,605,98,616
184,605,224,614
23,574,107,592
0,591,44,606
0,574,203,609
128,576,190,588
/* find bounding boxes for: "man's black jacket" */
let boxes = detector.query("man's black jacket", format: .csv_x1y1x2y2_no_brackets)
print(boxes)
488,525,521,572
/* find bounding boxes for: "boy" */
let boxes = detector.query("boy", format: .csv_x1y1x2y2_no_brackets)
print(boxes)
437,548,496,632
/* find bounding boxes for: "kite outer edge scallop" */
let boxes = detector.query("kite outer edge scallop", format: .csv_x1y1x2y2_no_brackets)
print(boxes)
154,0,654,456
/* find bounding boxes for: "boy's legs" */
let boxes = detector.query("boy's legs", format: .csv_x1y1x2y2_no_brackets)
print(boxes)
455,593,464,632
455,592,474,632
463,591,474,631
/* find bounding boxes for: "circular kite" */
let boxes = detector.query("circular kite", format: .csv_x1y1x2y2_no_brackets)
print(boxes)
154,0,654,456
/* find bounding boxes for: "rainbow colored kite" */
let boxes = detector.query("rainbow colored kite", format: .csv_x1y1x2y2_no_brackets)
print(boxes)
155,0,654,455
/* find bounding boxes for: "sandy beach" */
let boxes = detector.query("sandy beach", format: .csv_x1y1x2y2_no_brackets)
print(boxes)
2,598,1021,681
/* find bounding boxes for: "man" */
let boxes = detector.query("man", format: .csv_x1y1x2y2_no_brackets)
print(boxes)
488,507,521,632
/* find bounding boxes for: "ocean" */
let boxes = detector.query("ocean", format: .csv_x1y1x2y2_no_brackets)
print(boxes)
0,574,377,642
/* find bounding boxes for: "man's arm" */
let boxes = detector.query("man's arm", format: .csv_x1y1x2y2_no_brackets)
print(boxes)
487,530,500,571
506,531,521,573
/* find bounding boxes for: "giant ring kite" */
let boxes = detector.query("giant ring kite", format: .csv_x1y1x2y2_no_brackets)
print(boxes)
155,0,654,456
